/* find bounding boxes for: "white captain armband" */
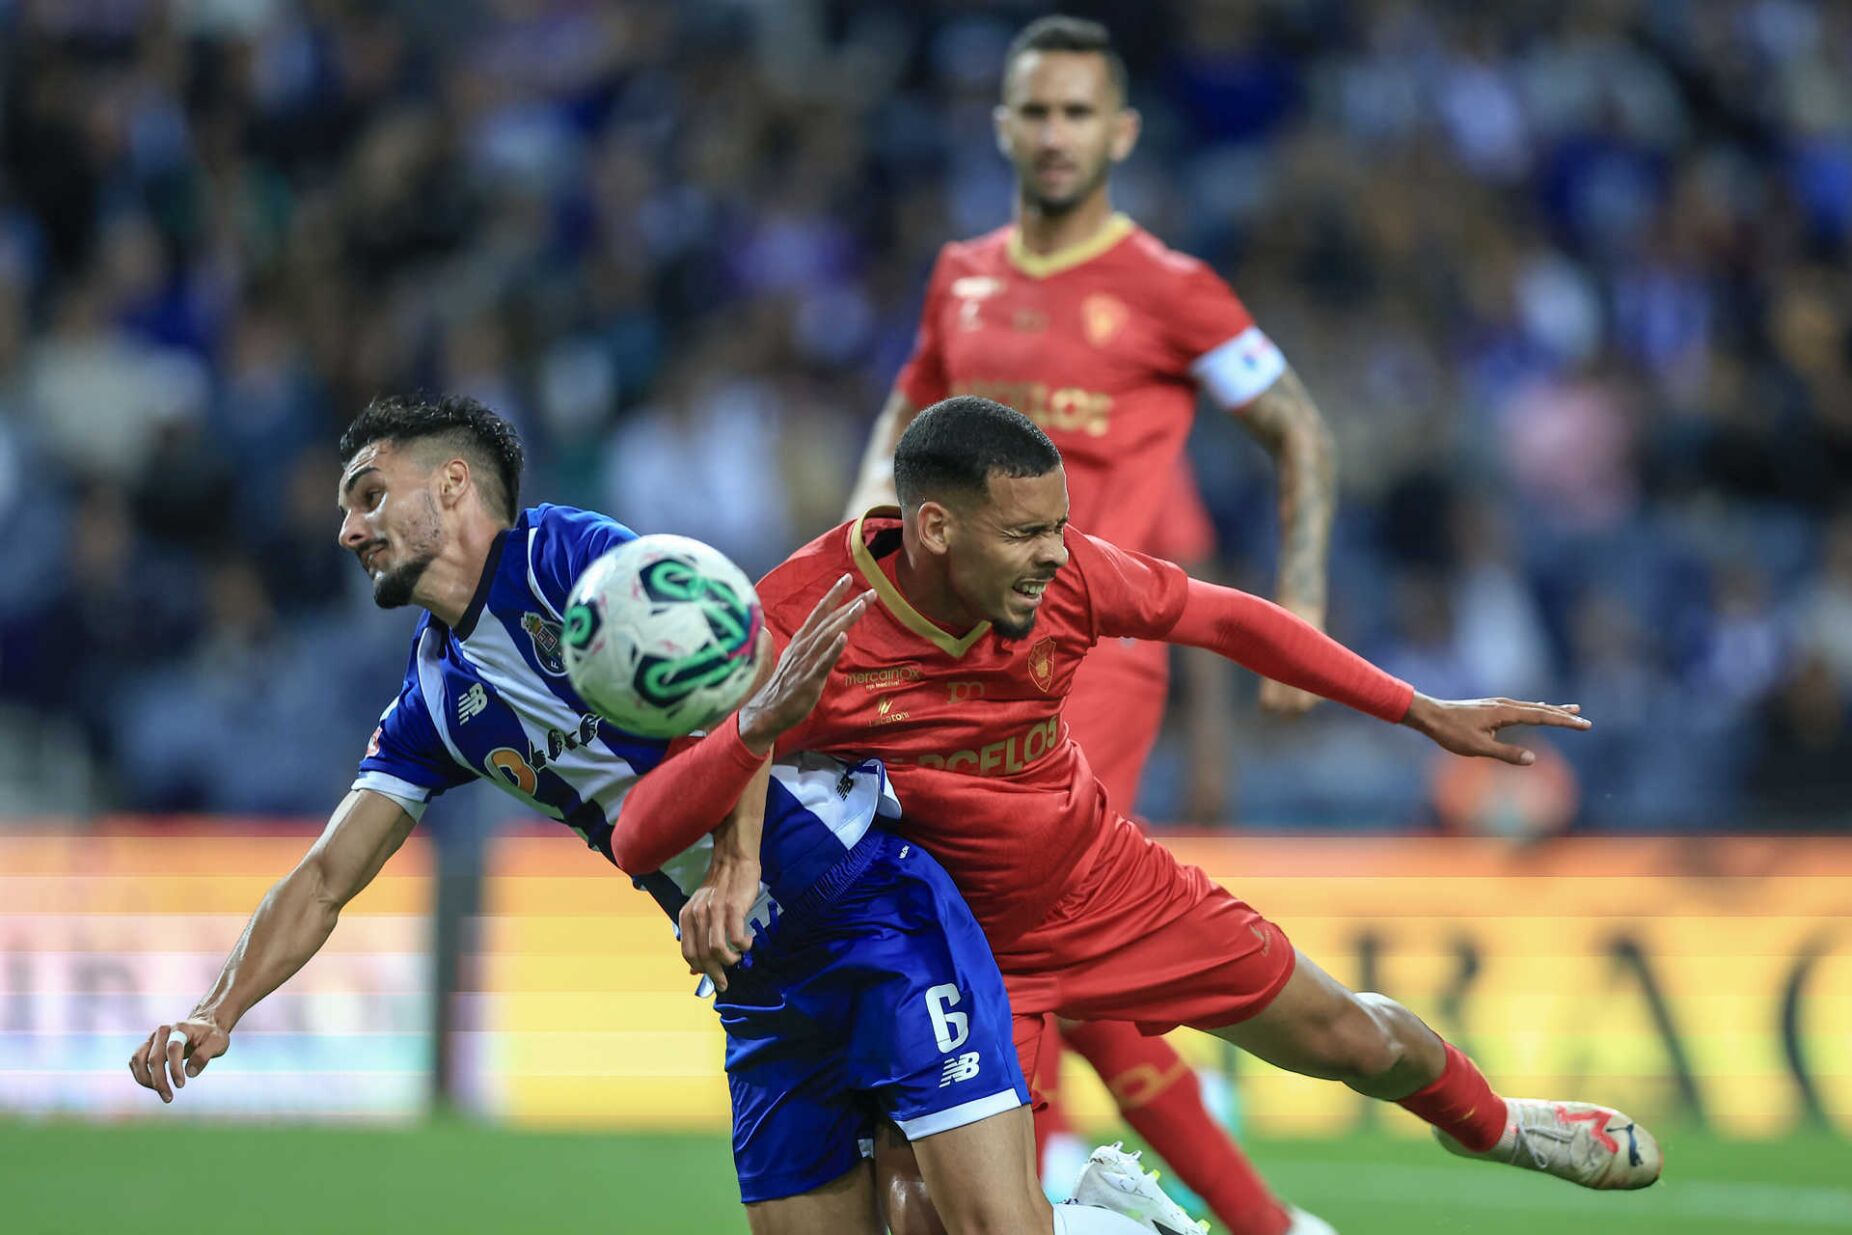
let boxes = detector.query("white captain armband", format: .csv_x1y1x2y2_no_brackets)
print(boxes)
1191,325,1287,410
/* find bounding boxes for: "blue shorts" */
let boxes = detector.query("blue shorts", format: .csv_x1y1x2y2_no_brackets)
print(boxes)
717,829,1028,1204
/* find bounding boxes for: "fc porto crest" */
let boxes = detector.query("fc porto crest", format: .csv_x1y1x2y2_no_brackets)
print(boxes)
521,612,569,676
1027,637,1057,693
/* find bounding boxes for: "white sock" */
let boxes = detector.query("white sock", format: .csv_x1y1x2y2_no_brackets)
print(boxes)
1052,1203,1152,1234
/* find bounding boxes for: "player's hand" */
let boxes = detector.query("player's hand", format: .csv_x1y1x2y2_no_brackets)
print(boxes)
128,1016,229,1103
680,849,760,994
738,575,873,755
1402,694,1590,766
1258,678,1320,716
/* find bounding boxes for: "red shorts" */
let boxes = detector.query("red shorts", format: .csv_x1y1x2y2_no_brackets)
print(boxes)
991,815,1296,1099
1065,638,1169,814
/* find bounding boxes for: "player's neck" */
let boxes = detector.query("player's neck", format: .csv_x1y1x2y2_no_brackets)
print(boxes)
894,534,986,634
1013,188,1117,257
417,519,506,630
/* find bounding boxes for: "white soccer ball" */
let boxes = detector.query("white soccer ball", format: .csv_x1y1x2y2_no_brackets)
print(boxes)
563,534,765,738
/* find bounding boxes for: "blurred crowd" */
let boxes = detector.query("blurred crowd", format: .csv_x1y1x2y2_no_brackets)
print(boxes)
1,0,1848,830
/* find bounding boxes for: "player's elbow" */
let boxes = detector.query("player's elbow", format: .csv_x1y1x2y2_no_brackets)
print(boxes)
606,822,662,878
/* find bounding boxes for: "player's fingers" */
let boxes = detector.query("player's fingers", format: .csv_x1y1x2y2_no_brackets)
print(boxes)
723,900,754,955
128,1030,156,1089
802,591,871,657
146,1027,174,1102
166,1034,188,1091
793,575,856,641
707,915,740,967
679,903,704,974
1487,739,1536,767
1497,702,1591,731
185,1038,218,1078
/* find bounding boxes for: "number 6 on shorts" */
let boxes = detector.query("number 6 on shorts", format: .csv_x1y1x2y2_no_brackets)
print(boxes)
924,983,969,1052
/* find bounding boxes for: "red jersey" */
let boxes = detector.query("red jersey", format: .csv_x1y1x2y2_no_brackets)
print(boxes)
757,510,1190,945
895,215,1284,558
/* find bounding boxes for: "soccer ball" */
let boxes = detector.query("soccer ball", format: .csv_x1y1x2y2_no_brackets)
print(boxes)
562,534,765,738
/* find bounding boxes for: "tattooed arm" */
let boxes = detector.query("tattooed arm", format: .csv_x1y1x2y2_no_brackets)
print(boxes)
1229,365,1337,715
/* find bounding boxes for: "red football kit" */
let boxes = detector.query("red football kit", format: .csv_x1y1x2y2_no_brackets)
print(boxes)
893,215,1285,805
619,513,1412,1089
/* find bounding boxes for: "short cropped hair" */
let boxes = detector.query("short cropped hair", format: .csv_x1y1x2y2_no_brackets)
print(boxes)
1003,15,1128,104
894,396,1062,509
339,394,525,522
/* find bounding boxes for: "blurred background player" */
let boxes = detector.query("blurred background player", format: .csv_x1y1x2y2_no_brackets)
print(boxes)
844,17,1337,1234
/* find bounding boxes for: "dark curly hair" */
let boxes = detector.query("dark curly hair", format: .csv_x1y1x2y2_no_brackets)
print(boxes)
339,394,525,522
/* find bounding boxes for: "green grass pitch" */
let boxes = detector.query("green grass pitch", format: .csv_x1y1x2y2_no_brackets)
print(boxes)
3,1120,1845,1234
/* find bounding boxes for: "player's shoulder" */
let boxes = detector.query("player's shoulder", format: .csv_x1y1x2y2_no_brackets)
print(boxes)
934,226,1014,274
1121,223,1223,286
756,518,859,605
521,503,637,609
524,503,637,551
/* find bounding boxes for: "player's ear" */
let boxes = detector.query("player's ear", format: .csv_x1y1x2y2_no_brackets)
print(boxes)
1110,106,1140,164
916,500,954,556
437,457,471,510
992,104,1012,159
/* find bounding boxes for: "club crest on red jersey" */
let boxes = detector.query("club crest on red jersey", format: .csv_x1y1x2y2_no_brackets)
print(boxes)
1027,637,1056,692
1081,293,1128,347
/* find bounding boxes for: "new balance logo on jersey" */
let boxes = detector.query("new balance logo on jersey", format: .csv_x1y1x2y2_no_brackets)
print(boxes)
457,684,489,725
939,1052,981,1087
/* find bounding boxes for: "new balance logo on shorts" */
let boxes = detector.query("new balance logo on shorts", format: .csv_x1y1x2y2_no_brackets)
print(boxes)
939,1052,981,1087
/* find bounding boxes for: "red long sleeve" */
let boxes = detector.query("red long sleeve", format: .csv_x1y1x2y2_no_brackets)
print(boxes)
1167,578,1414,723
608,716,767,875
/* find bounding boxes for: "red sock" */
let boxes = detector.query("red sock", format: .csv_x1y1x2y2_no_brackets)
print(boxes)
1396,1042,1509,1152
1033,1020,1071,1165
1066,1020,1291,1235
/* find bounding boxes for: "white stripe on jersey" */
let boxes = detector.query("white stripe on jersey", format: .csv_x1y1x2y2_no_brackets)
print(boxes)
526,532,562,621
416,626,471,773
1192,324,1287,409
455,615,639,816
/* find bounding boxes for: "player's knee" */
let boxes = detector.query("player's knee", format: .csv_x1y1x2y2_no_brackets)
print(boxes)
879,1171,949,1235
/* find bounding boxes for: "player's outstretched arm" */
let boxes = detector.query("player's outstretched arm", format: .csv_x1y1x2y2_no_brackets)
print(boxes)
843,390,920,518
1163,575,1590,761
608,576,872,875
127,789,416,1103
1228,365,1337,716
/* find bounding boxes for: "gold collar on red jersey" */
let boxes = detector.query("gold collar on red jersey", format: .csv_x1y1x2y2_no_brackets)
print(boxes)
1005,213,1135,279
849,507,992,658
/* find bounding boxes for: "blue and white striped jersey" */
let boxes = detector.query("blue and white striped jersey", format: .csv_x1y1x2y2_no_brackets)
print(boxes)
352,504,898,912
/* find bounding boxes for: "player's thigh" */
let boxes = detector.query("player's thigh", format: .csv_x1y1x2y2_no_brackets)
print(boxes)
1206,947,1397,1080
745,1160,882,1235
909,1104,1050,1235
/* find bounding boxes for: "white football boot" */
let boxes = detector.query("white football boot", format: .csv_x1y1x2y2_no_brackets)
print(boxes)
1285,1204,1338,1234
1067,1143,1207,1235
1434,1099,1662,1190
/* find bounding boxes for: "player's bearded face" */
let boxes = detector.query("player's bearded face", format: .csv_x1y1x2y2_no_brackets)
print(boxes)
997,51,1131,215
368,489,444,609
949,469,1070,640
337,444,447,610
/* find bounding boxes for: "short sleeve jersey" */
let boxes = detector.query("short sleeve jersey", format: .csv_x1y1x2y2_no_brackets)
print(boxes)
755,512,1190,945
894,217,1285,557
